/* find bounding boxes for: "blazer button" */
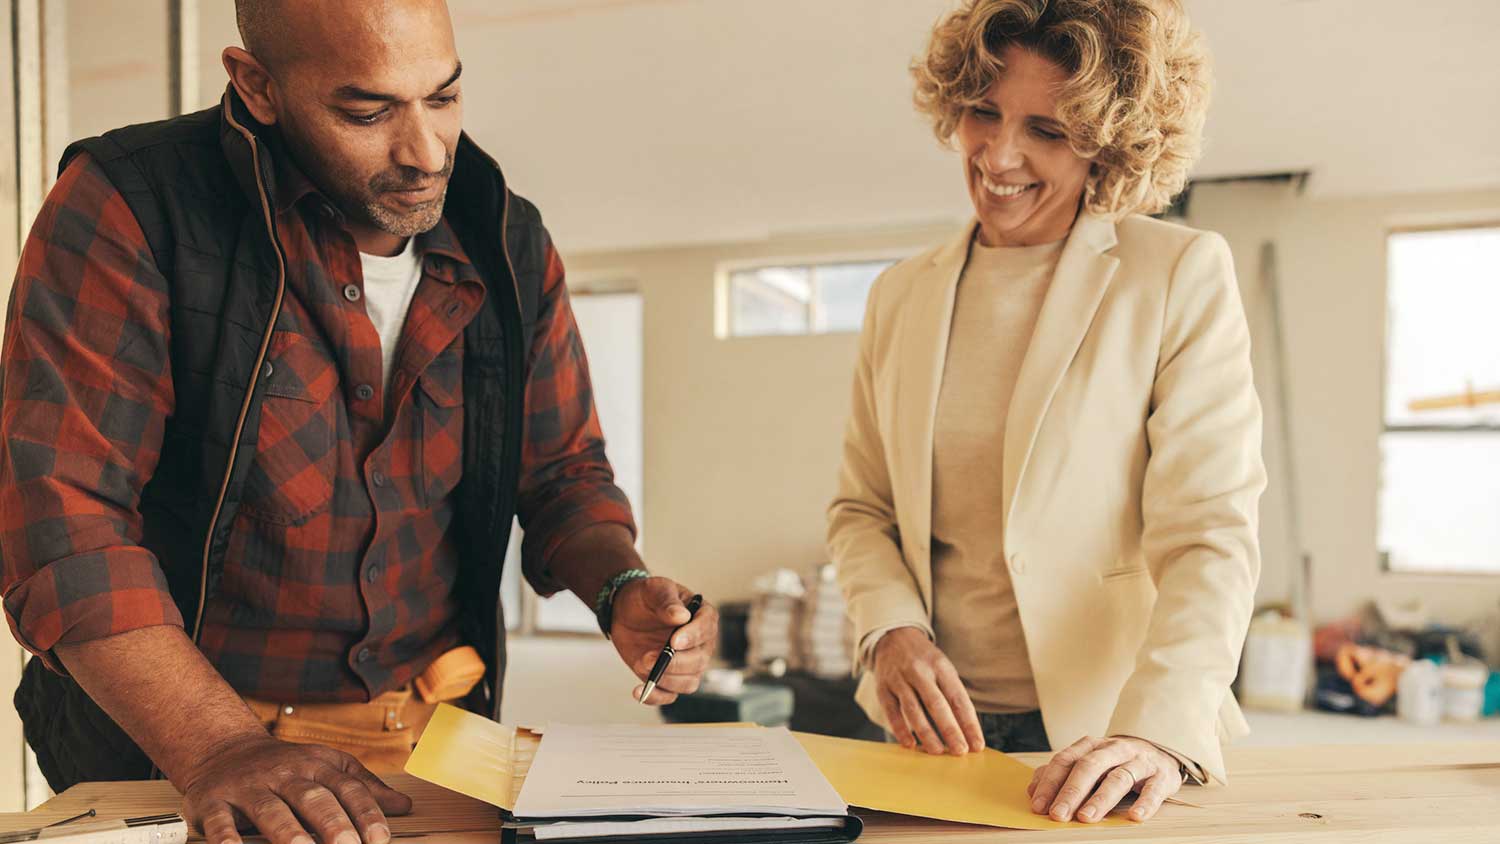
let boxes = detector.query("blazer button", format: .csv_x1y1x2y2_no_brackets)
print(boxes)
1010,554,1027,575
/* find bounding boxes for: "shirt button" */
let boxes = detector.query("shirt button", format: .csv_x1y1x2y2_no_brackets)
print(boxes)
446,301,462,317
1010,554,1027,575
343,284,362,303
357,648,372,663
261,361,274,379
355,384,375,401
365,566,380,584
372,470,387,487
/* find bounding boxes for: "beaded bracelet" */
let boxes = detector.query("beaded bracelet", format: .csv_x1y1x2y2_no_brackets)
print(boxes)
593,568,652,638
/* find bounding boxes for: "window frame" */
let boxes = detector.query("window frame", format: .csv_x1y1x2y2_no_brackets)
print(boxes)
714,249,910,339
1377,220,1500,577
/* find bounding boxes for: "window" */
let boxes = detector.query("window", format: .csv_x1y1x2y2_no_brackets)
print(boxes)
719,258,898,338
1378,226,1500,574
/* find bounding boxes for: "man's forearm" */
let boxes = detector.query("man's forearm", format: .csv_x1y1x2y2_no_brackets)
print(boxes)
547,523,646,609
55,625,269,787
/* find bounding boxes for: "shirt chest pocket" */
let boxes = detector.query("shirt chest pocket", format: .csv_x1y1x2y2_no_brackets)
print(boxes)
241,332,340,525
416,356,464,507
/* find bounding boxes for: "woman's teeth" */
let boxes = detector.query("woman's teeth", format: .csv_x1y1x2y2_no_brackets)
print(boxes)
982,176,1036,198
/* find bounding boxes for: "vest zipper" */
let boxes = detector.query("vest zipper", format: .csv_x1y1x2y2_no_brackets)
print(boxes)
192,108,289,643
462,138,527,720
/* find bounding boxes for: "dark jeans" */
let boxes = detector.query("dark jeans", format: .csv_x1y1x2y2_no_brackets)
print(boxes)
890,710,1051,753
978,710,1051,753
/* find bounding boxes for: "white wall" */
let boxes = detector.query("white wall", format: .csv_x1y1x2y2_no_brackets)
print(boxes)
66,0,169,140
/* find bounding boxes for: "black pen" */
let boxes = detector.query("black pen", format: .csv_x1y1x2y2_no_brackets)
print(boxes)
638,594,704,704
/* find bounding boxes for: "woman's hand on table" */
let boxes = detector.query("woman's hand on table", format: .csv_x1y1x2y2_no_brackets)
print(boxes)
871,626,985,755
1027,735,1183,823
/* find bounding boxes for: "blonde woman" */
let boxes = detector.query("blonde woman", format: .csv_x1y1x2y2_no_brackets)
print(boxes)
828,0,1265,824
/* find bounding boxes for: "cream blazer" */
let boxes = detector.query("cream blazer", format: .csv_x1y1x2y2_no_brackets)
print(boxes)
828,211,1266,784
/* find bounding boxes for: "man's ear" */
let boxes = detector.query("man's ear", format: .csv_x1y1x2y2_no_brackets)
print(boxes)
222,46,280,125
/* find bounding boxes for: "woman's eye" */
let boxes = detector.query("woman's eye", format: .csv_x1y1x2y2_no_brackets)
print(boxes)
971,106,999,120
1033,126,1064,141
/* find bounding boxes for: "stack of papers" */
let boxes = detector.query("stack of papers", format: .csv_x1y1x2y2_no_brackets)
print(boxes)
796,565,855,678
746,592,800,669
409,709,861,842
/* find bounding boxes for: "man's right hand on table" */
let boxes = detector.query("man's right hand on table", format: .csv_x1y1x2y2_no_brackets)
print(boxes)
181,733,411,844
55,626,411,844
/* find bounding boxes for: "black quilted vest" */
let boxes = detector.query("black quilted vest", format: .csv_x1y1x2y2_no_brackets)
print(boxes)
14,89,543,790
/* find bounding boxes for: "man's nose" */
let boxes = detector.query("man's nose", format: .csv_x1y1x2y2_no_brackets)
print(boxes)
393,111,447,175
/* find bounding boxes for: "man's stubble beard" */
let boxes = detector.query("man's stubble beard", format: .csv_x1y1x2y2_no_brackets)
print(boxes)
363,183,449,237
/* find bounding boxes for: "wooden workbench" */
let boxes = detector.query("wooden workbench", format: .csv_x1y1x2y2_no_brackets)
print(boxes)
4,743,1498,843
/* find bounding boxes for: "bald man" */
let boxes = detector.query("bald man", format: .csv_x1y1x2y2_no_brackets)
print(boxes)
1,2,717,843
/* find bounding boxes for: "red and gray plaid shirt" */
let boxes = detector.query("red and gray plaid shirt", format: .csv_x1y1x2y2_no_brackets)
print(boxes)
1,152,634,701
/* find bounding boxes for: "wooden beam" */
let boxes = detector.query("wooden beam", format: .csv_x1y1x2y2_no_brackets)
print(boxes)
168,0,200,116
0,0,28,810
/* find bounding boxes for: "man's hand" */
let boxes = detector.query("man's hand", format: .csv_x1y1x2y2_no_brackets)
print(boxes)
610,576,718,705
1027,736,1184,823
182,735,412,844
54,627,412,844
871,626,984,755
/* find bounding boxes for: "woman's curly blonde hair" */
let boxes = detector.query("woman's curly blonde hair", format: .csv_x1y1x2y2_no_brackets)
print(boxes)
912,0,1210,218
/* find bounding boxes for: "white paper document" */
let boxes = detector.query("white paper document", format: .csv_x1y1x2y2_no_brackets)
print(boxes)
511,725,848,819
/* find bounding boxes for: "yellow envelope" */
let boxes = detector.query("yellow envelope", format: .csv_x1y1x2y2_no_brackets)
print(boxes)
791,731,1131,830
405,704,538,811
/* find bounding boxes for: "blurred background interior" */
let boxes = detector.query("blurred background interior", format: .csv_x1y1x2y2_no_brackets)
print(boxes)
2,0,1498,810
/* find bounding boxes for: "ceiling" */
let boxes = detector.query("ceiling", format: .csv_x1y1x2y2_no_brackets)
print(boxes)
184,0,1500,251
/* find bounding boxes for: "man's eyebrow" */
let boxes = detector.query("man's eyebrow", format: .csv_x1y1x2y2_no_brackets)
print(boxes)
433,62,463,93
332,62,463,102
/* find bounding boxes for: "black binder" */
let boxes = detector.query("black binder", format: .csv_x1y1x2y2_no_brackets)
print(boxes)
499,809,864,843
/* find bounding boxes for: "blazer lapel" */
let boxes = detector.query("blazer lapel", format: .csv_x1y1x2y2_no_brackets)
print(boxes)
1002,212,1120,533
896,221,973,611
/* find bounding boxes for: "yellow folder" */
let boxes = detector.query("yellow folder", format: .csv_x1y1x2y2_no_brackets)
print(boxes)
406,704,538,811
406,704,1129,830
791,731,1128,830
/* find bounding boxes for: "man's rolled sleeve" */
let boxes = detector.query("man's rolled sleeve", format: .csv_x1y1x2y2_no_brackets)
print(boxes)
514,238,635,596
0,154,180,670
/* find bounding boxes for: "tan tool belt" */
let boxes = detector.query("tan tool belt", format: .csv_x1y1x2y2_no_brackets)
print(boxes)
243,646,485,773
